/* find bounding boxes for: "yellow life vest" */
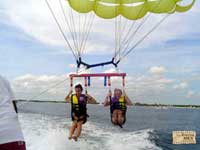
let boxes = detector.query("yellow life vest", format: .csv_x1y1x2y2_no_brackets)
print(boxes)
71,94,87,116
118,96,126,110
72,94,79,112
111,96,126,111
72,94,79,104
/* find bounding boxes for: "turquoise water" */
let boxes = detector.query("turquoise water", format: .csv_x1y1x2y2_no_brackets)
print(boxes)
18,102,200,150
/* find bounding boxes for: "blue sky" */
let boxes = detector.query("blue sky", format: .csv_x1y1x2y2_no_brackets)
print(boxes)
0,0,200,104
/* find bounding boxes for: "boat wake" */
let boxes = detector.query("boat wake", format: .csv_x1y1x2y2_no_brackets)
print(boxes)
19,113,161,150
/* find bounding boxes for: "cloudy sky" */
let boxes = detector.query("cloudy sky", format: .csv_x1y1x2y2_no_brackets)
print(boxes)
0,0,199,104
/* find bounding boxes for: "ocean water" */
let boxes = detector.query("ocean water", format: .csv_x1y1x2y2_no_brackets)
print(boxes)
17,102,200,150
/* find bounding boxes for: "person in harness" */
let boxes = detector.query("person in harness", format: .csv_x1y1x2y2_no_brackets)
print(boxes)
103,88,133,128
65,84,97,141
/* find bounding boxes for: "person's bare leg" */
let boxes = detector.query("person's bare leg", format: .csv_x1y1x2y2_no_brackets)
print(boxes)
74,121,83,137
73,121,84,141
118,111,125,125
69,122,77,140
112,110,118,125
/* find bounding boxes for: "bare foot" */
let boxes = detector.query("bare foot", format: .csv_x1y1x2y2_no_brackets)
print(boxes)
72,136,78,142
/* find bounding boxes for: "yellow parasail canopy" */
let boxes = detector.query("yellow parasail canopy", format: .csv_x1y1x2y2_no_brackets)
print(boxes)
68,0,195,20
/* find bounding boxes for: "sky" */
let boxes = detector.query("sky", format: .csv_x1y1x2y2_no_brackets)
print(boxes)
0,0,200,104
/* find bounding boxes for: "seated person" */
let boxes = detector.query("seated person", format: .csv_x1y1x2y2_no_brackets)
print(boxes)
65,84,97,141
104,88,133,128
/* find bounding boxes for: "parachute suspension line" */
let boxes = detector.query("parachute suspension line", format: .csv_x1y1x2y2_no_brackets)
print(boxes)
28,77,68,100
114,15,123,63
118,16,122,60
121,7,146,50
16,77,69,108
120,20,136,51
58,0,78,52
119,5,150,57
113,5,118,61
84,13,95,50
69,5,79,55
77,13,85,56
120,0,163,57
75,13,95,70
45,0,78,60
80,13,90,55
116,16,128,58
80,13,95,56
78,11,81,56
119,17,128,43
79,14,88,56
120,14,151,56
16,68,89,108
76,10,82,57
114,16,118,60
121,14,171,60
115,0,167,60
114,3,148,60
113,16,128,60
68,3,95,63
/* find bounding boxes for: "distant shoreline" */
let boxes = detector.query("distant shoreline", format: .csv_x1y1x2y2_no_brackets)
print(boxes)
134,102,200,109
14,99,200,108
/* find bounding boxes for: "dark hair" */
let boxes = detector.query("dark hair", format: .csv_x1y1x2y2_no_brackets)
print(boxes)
75,84,83,91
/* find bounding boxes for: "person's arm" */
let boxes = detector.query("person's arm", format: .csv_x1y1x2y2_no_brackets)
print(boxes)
123,90,133,106
86,94,98,104
65,90,72,103
103,91,112,107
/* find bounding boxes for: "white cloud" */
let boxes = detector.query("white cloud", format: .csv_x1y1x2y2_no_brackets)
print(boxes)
68,63,76,69
126,75,174,93
103,68,119,73
186,90,195,98
11,71,200,104
173,82,188,90
12,72,175,102
149,66,167,75
13,74,69,100
191,74,200,81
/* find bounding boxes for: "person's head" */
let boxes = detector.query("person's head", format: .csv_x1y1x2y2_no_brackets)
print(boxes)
75,84,83,96
114,88,122,98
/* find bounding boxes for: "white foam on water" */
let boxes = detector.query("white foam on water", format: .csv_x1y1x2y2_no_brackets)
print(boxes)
18,113,162,150
83,122,162,150
104,130,160,150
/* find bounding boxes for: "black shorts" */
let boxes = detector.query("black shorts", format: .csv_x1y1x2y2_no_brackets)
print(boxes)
72,113,87,124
